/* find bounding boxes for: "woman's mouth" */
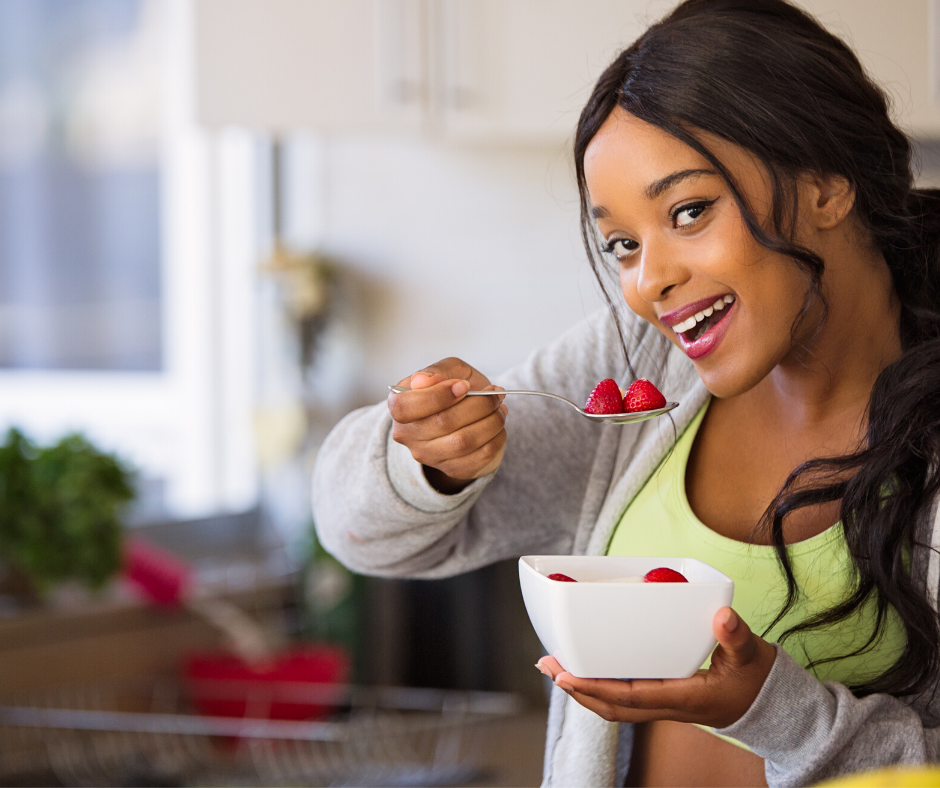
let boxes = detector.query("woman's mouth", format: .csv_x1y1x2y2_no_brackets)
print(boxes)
669,294,736,360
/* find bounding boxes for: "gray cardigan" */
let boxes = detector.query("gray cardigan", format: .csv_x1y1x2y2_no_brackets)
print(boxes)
312,308,940,787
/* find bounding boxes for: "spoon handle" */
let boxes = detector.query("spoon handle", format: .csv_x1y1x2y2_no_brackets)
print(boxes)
388,385,582,411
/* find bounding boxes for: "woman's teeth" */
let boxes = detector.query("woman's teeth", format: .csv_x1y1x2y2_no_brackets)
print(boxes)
672,295,734,336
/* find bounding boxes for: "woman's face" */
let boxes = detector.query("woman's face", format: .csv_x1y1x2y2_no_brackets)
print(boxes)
583,107,819,398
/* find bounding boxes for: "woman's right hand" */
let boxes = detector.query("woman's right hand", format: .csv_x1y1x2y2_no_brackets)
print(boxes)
388,358,508,494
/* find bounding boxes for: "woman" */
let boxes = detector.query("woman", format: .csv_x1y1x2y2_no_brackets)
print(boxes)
312,0,940,785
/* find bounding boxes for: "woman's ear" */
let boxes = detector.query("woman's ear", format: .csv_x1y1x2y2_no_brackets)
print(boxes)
804,172,855,230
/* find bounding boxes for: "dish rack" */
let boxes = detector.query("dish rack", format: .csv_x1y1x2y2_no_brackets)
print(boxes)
0,679,522,786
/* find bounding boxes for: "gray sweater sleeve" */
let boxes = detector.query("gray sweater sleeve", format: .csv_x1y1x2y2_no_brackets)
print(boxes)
311,308,643,579
715,645,940,786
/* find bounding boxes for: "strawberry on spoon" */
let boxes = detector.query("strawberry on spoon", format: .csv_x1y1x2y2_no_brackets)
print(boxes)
584,379,625,415
624,379,667,412
548,573,578,582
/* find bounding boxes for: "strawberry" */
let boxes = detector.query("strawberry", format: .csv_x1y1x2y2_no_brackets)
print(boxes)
623,379,667,412
548,572,577,582
584,379,625,415
643,567,688,583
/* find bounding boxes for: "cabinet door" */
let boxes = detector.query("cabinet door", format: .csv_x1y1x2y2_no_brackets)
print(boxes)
797,0,939,137
195,0,428,134
431,0,672,144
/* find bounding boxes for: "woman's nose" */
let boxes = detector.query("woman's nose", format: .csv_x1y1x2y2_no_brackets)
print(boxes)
634,246,689,303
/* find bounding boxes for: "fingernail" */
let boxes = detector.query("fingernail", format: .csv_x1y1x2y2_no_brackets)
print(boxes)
500,404,508,416
555,680,574,693
724,609,739,632
534,662,552,678
412,372,431,382
452,380,469,397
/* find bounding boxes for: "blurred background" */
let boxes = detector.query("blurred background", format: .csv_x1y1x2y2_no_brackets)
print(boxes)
0,0,938,785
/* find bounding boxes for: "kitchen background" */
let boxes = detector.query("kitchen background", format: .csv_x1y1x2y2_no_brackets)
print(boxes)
0,0,938,785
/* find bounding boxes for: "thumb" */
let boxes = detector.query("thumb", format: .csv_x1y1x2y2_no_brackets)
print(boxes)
712,607,759,668
409,358,476,390
409,371,443,390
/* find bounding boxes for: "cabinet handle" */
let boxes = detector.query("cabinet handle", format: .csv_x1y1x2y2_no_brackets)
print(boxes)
435,0,478,111
375,0,428,108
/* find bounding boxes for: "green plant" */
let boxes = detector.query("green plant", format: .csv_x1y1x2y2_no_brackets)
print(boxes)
0,428,134,591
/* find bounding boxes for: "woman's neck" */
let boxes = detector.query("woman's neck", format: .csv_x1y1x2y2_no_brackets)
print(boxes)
747,238,902,434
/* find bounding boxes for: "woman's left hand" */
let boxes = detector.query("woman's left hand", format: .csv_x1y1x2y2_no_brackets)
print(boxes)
536,607,777,729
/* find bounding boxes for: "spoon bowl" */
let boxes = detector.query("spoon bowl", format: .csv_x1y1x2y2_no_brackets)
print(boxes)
388,385,678,425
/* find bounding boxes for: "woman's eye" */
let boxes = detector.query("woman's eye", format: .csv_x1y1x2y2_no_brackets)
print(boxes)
605,238,639,260
672,199,717,228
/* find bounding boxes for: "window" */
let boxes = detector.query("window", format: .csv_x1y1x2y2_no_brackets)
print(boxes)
0,0,259,520
0,0,162,370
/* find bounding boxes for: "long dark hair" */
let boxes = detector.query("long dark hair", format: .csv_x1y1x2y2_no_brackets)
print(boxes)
575,0,940,698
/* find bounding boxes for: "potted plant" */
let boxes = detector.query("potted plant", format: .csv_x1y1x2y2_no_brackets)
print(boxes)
0,428,134,599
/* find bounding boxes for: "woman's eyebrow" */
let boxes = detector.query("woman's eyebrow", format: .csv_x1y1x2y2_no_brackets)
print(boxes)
590,168,718,219
645,168,716,199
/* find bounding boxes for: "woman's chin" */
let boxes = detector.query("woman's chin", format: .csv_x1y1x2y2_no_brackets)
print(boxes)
693,360,768,400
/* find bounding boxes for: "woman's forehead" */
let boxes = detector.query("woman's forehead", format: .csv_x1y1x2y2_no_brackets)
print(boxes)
584,108,703,181
584,108,769,209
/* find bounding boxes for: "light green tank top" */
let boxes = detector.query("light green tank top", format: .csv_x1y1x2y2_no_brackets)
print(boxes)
607,401,906,746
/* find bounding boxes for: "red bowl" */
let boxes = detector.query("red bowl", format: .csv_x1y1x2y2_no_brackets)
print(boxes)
183,645,349,721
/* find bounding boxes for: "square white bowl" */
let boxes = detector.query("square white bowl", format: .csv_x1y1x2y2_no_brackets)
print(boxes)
519,556,734,679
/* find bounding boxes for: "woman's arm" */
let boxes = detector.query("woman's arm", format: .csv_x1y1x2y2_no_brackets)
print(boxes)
539,606,939,787
312,308,650,579
716,646,939,787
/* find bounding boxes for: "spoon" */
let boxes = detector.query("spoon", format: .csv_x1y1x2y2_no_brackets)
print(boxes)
388,385,678,425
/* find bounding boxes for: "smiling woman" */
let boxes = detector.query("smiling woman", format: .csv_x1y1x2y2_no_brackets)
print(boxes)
312,0,940,786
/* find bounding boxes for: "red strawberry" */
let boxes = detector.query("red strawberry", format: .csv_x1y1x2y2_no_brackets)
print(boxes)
623,379,667,412
548,573,577,582
584,378,625,415
643,567,688,583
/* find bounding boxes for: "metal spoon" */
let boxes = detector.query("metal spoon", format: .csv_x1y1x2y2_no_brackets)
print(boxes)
388,385,678,425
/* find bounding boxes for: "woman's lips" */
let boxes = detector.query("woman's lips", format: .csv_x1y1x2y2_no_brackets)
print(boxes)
675,299,736,360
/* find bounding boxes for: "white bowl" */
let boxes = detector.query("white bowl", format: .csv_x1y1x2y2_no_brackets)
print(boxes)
519,556,734,679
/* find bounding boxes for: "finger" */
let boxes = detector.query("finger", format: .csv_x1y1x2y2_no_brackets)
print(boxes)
409,358,477,390
536,656,563,680
393,386,505,439
388,379,472,424
711,607,760,669
409,371,442,390
419,419,507,480
556,671,707,716
476,383,508,406
557,685,664,724
414,407,506,461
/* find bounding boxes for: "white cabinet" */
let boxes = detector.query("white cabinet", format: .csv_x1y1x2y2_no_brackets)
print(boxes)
427,0,667,143
194,0,940,141
195,0,426,134
194,0,667,142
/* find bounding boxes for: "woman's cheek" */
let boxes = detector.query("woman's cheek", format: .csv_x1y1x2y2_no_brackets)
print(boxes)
619,266,641,312
619,268,660,326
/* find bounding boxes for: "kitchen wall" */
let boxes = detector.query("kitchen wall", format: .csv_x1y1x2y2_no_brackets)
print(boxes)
280,133,608,415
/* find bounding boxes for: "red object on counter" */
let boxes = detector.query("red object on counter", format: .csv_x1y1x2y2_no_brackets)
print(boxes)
123,536,192,607
183,646,350,721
